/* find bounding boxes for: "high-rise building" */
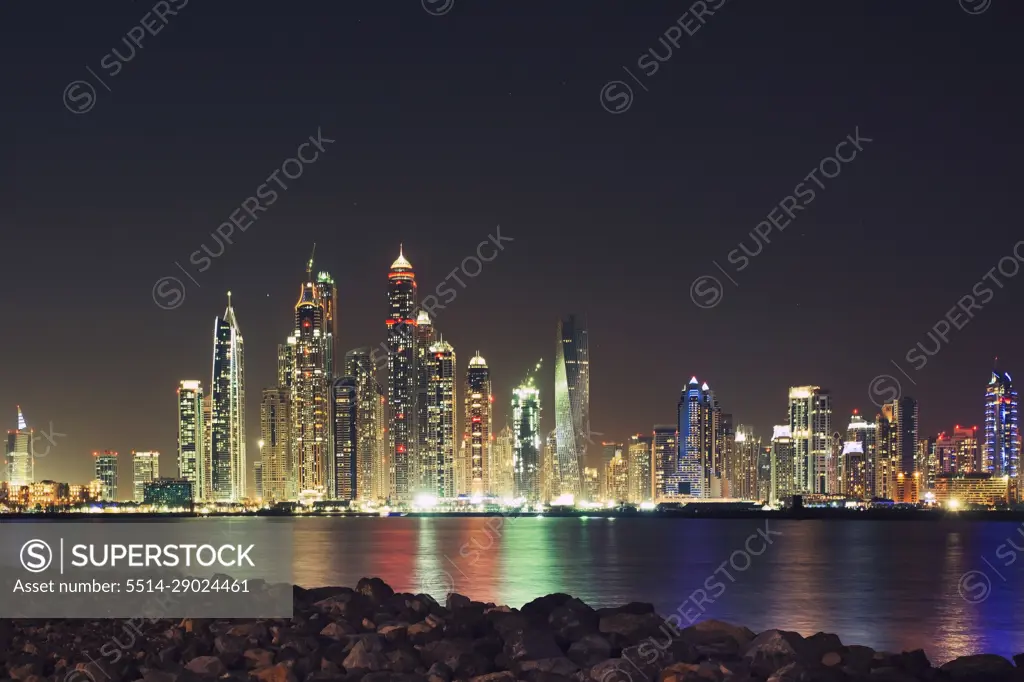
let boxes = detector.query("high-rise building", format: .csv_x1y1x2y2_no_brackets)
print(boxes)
891,397,919,477
512,376,541,501
132,451,159,503
492,424,515,499
605,452,629,503
465,352,492,498
331,377,358,501
918,437,937,490
554,314,589,498
733,425,760,500
757,446,772,502
6,407,33,489
600,442,623,472
414,310,436,491
346,348,385,502
211,293,246,502
653,425,679,498
387,247,417,503
254,461,263,500
176,381,205,501
717,413,734,497
291,259,330,499
541,429,559,501
260,388,291,502
846,411,876,495
936,425,980,474
842,441,867,499
627,433,653,503
827,432,843,494
94,450,119,501
678,378,719,498
985,370,1019,480
770,425,795,504
201,393,212,501
421,339,457,498
788,386,832,493
875,405,896,499
315,269,339,380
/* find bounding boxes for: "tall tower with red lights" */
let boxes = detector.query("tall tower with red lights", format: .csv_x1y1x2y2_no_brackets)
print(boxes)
387,246,417,503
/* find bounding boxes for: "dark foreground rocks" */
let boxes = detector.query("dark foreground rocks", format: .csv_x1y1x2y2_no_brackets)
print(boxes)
3,578,1024,682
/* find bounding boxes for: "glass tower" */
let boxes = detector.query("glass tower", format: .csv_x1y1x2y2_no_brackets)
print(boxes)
554,314,590,498
293,263,329,499
5,407,34,489
211,293,246,502
177,381,204,501
985,370,1020,479
512,380,541,502
425,340,457,498
387,246,417,503
465,351,492,498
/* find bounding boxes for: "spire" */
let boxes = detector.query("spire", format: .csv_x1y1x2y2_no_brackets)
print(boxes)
689,376,699,385
307,243,316,280
223,291,239,329
16,406,26,431
391,244,413,270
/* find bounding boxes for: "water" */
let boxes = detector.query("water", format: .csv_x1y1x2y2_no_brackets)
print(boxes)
19,516,1024,663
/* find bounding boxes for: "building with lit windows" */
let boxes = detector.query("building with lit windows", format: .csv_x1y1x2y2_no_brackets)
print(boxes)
733,425,760,500
582,467,601,502
875,404,896,499
605,452,629,503
678,378,719,498
554,315,589,498
627,433,652,504
331,377,358,501
132,451,159,503
935,425,980,474
541,429,558,501
291,257,330,500
757,446,772,502
5,407,33,489
717,413,734,498
846,411,876,496
211,293,246,502
345,348,386,502
260,388,290,502
423,340,457,498
512,378,541,501
985,370,1019,480
771,425,795,504
653,425,679,498
788,386,831,494
143,478,194,507
895,471,921,503
28,480,70,509
892,397,919,478
415,310,436,490
387,247,418,503
464,352,492,498
933,472,1018,506
177,381,205,501
842,441,867,498
492,425,515,499
93,450,118,501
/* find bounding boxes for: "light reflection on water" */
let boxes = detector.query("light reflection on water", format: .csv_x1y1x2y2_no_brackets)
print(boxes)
265,516,1024,664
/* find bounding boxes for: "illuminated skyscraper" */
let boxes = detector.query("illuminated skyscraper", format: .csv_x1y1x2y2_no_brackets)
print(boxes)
541,429,559,501
492,424,515,499
414,310,436,489
424,340,457,498
936,425,980,474
770,425,795,504
733,425,760,500
846,411,876,495
5,407,33,489
843,440,867,498
260,387,291,502
132,451,159,503
875,404,896,499
202,393,212,500
985,369,1019,479
891,396,919,477
94,450,119,501
653,425,679,498
678,378,719,498
512,374,541,501
387,246,417,503
177,381,205,501
331,377,358,500
465,352,492,498
757,445,772,502
554,315,589,498
316,267,339,495
346,348,386,502
788,386,831,493
290,257,331,499
605,452,629,502
211,293,246,502
627,433,653,503
828,432,843,494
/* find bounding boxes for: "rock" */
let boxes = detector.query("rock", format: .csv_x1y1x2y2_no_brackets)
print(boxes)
866,667,920,682
515,658,579,677
184,656,226,677
1014,653,1024,668
939,654,1015,681
586,658,643,682
407,622,444,646
742,630,810,676
384,649,421,674
548,599,599,642
469,673,515,682
801,632,843,662
567,634,611,668
503,630,564,662
356,578,395,605
142,670,180,682
841,645,876,675
343,638,388,672
215,634,248,656
8,663,41,681
657,662,700,682
379,625,409,644
245,649,276,669
252,662,298,682
766,662,807,682
425,662,452,682
360,674,427,682
599,614,665,644
891,649,930,677
447,594,472,611
321,622,356,641
682,620,755,649
521,594,576,628
821,652,841,667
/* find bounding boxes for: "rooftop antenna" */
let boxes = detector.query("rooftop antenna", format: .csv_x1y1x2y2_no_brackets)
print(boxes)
307,243,316,280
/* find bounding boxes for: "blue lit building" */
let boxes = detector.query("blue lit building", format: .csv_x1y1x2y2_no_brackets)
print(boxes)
984,369,1019,481
677,377,719,498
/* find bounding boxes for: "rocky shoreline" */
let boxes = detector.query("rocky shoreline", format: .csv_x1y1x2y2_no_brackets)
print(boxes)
2,578,1022,682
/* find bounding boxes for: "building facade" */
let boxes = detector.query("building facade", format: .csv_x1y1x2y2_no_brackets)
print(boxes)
464,352,492,498
770,425,795,504
985,370,1019,480
331,377,358,500
387,247,417,503
260,388,291,502
5,407,33,489
211,293,246,502
512,381,541,501
177,381,205,501
424,340,457,498
788,386,831,494
94,450,119,501
132,451,159,503
627,433,652,503
554,314,590,498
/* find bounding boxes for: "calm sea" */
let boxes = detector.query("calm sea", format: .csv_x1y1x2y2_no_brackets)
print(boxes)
16,516,1024,664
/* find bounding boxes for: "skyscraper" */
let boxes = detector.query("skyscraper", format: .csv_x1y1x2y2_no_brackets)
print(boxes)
788,386,831,494
202,393,212,501
605,452,629,502
414,310,436,490
260,387,291,502
846,411,876,496
554,314,590,498
653,425,679,498
94,450,118,501
842,440,867,498
891,396,919,477
292,261,330,499
770,425,795,504
465,352,492,498
985,369,1019,480
316,268,339,496
875,404,895,499
346,348,385,502
331,377,358,501
5,407,33,489
492,424,515,499
627,433,653,503
387,247,417,503
132,451,159,503
828,432,843,494
733,425,760,500
421,340,456,499
211,293,246,502
177,381,205,501
678,378,719,498
541,429,558,501
512,376,541,501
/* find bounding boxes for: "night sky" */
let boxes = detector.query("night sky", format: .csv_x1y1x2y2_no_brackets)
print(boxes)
2,0,1022,483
